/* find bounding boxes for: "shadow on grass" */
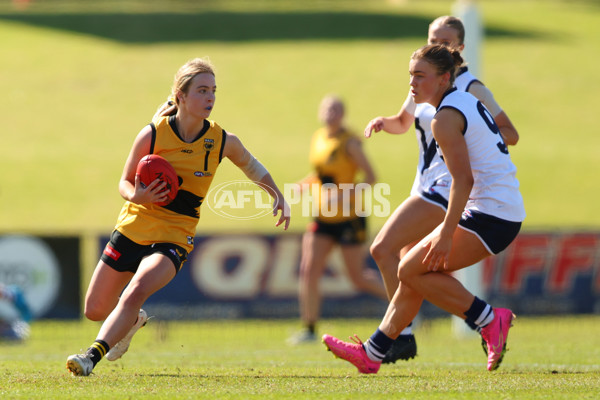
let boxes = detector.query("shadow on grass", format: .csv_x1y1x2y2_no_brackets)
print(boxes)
0,11,544,44
136,373,413,379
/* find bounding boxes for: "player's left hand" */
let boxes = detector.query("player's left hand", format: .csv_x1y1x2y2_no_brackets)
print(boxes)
273,198,291,230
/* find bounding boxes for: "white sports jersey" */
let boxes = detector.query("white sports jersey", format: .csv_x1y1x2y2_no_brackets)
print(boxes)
437,89,526,222
410,67,481,205
454,66,480,92
410,103,450,202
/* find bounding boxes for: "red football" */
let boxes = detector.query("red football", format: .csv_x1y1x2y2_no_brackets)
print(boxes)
136,154,179,206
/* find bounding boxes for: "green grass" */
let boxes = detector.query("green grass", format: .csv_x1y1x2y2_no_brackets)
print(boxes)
1,316,599,399
1,2,599,397
0,0,599,235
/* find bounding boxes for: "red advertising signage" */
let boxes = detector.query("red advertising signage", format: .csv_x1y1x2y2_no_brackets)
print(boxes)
483,232,600,314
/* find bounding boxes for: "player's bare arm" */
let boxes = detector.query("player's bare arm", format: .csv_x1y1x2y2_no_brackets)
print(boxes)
425,109,473,271
346,137,376,185
364,92,417,138
224,132,290,230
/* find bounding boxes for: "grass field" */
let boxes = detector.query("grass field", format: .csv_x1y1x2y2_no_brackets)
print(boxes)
1,316,599,399
1,0,599,235
1,1,599,398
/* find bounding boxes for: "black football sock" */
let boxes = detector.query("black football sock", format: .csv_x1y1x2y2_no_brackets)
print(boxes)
86,340,110,367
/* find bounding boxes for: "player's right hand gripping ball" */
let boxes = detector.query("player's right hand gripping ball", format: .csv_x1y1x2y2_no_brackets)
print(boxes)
136,154,179,206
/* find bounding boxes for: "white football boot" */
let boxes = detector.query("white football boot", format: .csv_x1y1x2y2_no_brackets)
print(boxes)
66,353,94,376
106,309,148,361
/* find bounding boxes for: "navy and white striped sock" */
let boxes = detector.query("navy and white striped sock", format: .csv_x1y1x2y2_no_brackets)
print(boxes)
364,329,394,362
464,296,495,331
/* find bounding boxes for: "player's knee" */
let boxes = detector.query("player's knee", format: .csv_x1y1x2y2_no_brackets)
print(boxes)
119,284,149,310
299,259,322,283
397,263,422,289
369,239,385,263
298,259,310,278
370,239,395,271
83,302,109,321
397,265,411,284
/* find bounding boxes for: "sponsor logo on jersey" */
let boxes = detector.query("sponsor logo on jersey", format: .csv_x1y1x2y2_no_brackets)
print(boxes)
194,171,213,177
181,149,193,154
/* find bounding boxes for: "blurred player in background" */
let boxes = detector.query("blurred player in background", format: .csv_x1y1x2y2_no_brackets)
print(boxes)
0,284,32,341
363,15,519,364
66,57,290,376
288,95,387,345
324,44,525,374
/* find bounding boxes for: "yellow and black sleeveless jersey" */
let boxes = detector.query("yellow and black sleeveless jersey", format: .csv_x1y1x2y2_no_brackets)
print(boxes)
114,115,226,253
309,127,360,223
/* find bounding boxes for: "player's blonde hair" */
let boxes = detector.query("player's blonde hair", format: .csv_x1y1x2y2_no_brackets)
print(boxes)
154,57,216,119
429,16,465,46
318,95,345,125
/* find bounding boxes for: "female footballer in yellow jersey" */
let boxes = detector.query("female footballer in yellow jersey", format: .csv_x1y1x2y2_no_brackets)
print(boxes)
288,95,386,344
114,114,226,253
67,58,290,376
309,118,359,224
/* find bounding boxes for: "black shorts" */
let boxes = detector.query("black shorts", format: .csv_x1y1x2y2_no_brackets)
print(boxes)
309,217,367,245
458,210,522,255
100,230,188,274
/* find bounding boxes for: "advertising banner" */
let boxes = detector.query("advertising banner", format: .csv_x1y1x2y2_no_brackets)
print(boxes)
0,235,81,320
484,232,600,315
99,233,388,320
98,231,600,320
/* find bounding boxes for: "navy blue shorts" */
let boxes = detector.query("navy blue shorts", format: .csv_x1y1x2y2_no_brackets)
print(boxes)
458,210,522,254
100,230,187,274
419,190,448,211
309,217,367,245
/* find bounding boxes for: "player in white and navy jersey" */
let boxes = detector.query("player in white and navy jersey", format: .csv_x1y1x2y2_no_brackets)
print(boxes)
323,44,525,374
363,15,520,364
437,88,525,229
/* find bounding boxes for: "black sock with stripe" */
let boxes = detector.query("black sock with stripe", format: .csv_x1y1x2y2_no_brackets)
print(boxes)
85,340,110,367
